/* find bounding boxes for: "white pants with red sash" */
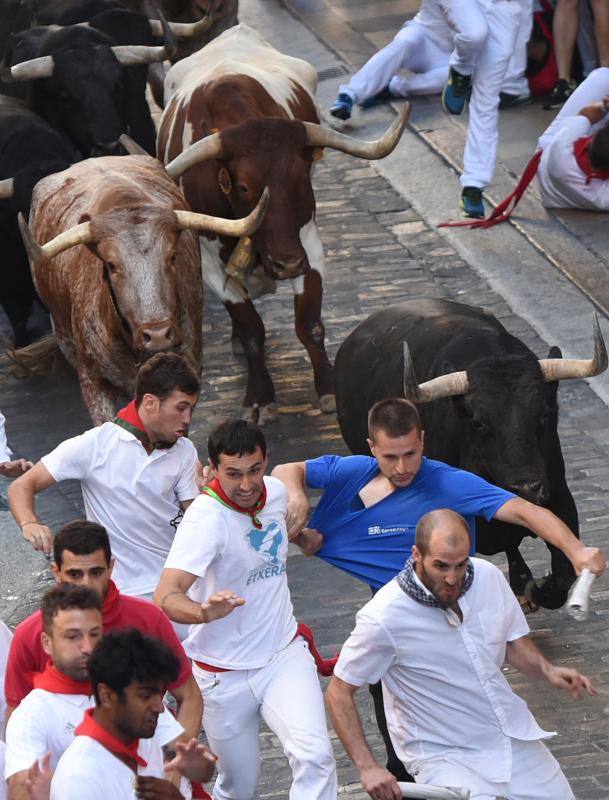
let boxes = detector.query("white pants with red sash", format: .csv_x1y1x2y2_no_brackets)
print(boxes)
193,638,336,800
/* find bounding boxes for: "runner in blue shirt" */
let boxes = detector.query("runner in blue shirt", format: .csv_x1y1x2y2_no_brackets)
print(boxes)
272,397,604,781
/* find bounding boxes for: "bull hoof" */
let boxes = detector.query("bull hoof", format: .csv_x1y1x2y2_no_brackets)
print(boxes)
516,594,540,615
318,394,336,414
525,575,572,610
231,337,245,356
242,403,279,425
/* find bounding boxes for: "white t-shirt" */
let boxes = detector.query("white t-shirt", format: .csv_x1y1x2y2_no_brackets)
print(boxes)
0,620,12,739
5,689,181,778
165,476,297,669
334,558,553,785
538,115,609,209
42,422,198,595
50,711,187,800
0,413,12,463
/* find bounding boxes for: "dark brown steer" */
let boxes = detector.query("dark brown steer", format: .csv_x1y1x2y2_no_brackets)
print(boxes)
17,154,267,423
158,23,410,423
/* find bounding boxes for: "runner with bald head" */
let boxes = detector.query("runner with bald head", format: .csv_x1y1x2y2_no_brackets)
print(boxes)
326,508,594,800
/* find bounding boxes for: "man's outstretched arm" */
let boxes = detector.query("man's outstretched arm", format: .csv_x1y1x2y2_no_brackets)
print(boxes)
7,462,56,553
494,497,605,576
154,568,245,624
326,676,401,800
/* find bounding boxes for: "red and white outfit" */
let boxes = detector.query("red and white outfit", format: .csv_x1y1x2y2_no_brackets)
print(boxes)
335,558,574,800
40,401,198,598
51,707,186,799
537,68,609,209
164,476,337,800
4,581,192,709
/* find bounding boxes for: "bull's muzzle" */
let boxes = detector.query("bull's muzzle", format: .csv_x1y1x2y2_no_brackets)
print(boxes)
262,255,309,281
134,321,182,353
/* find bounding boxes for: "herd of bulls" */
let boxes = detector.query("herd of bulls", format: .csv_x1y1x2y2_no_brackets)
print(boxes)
0,0,607,611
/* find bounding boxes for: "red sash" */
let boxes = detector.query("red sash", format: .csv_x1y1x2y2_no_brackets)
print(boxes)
32,663,91,695
113,400,173,452
201,477,267,529
75,708,147,768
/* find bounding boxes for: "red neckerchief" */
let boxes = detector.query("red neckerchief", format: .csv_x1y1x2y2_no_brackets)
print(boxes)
75,708,147,768
112,400,172,452
573,135,609,183
32,663,92,695
201,477,267,529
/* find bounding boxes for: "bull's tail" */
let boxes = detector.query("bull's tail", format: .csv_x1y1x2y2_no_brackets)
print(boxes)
2,334,64,377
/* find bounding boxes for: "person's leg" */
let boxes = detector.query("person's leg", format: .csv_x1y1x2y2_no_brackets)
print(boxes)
462,0,523,189
413,756,499,799
193,666,262,800
438,0,488,75
368,680,413,782
506,738,575,800
554,0,580,80
390,37,450,96
590,0,609,66
256,639,337,800
336,22,423,106
501,0,534,96
538,66,609,147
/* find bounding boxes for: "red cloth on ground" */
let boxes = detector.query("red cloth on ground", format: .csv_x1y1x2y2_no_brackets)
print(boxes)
5,581,191,708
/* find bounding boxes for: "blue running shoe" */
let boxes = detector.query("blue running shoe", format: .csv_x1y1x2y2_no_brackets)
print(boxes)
330,93,353,120
460,186,484,219
442,67,472,115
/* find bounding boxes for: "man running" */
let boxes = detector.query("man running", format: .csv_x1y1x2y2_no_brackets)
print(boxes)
51,629,215,799
8,353,200,600
4,520,202,742
155,418,337,800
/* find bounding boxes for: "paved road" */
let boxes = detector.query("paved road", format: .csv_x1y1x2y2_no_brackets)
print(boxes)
1,0,609,796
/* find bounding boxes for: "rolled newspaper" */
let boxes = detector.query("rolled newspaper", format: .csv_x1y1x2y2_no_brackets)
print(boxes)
398,783,470,799
566,568,595,621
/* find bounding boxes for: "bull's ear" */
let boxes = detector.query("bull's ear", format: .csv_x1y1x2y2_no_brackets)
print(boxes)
545,345,561,404
547,345,562,359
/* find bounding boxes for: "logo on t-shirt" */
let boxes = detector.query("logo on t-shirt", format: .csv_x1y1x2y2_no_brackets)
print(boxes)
245,521,287,585
367,524,412,536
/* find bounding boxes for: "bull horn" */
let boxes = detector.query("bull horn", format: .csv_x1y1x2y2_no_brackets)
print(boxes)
119,133,149,156
148,14,212,38
6,55,55,82
111,44,169,66
174,186,270,237
303,103,411,159
403,340,469,404
165,132,224,179
0,178,14,199
538,312,608,381
18,212,95,266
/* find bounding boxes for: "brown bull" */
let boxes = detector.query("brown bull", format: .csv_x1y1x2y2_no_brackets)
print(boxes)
158,24,410,423
18,154,267,423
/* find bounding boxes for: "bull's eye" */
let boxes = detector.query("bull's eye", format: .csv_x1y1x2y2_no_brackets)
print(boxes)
169,254,177,267
238,184,248,195
105,261,118,274
472,419,490,436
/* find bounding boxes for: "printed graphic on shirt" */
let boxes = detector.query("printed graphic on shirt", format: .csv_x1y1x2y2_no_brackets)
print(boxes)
367,524,412,536
246,521,287,585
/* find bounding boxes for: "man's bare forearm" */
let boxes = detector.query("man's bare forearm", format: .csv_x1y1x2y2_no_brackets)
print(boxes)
271,462,307,491
8,477,38,527
326,678,378,771
505,635,551,680
171,676,203,741
155,589,205,624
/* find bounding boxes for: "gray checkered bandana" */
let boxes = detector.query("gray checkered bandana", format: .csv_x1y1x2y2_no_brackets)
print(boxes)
397,556,474,607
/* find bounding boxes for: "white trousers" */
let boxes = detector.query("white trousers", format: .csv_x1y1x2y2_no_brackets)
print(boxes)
413,738,574,799
193,638,337,800
538,66,609,149
340,21,451,103
462,0,524,187
501,0,534,95
438,0,488,75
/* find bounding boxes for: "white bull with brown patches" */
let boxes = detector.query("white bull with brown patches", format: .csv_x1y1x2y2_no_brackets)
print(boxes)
158,24,410,423
17,154,267,423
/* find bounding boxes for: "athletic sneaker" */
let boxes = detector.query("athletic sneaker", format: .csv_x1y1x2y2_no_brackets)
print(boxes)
499,91,532,110
460,186,484,219
330,93,353,120
441,67,472,114
542,79,577,110
361,86,394,109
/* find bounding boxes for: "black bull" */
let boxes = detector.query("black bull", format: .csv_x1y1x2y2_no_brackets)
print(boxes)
334,298,607,610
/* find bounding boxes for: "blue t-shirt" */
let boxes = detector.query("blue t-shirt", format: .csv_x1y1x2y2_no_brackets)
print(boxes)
306,455,515,591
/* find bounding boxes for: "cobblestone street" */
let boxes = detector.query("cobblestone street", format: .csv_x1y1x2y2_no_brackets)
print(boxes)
1,0,609,796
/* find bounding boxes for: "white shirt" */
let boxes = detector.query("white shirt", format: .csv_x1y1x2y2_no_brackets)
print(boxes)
50,710,187,800
0,413,12,463
0,620,12,739
42,422,198,595
334,558,553,784
538,115,609,209
5,689,181,778
165,476,297,669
